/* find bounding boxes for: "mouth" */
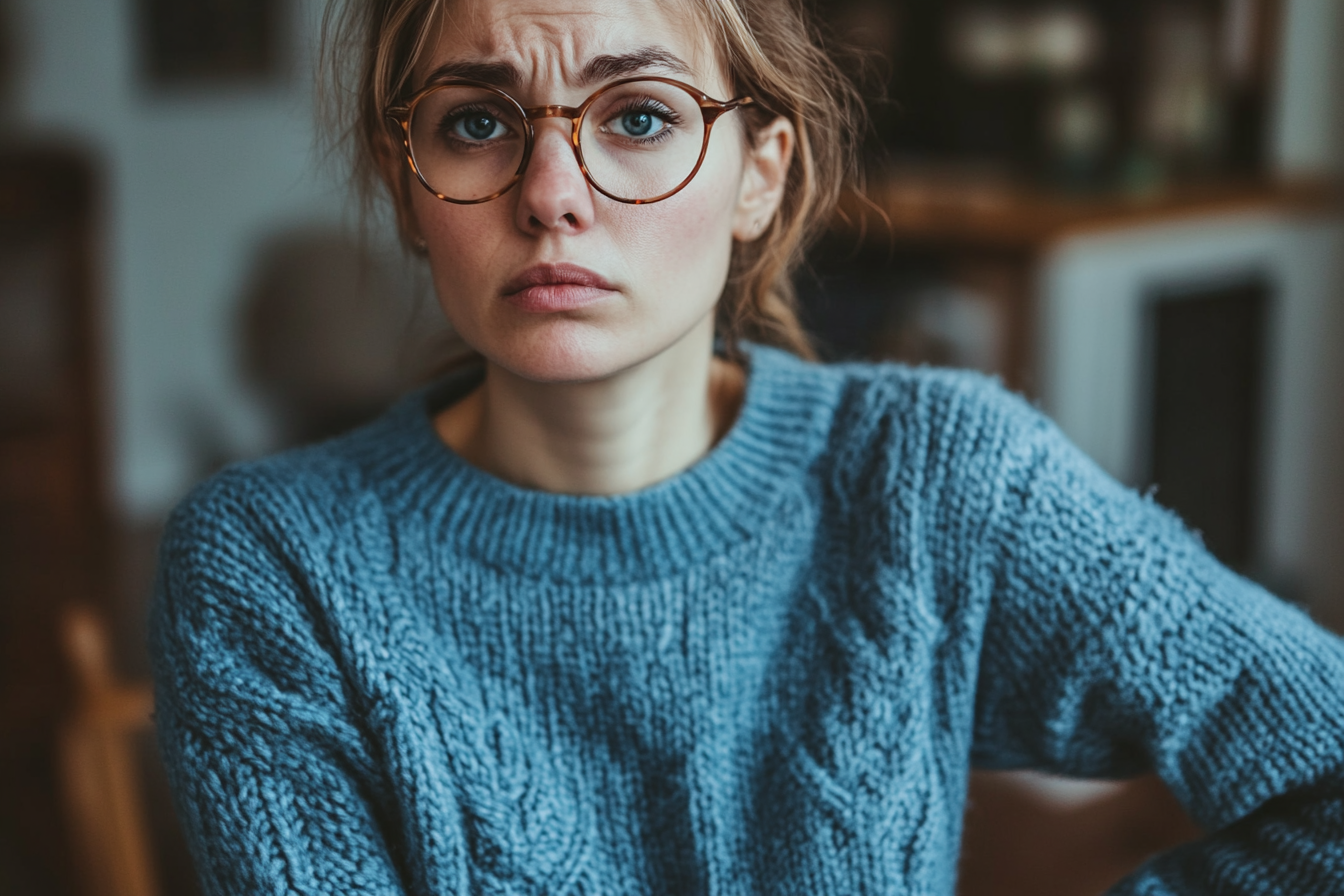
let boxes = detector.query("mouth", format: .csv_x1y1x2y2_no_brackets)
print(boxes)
502,263,618,313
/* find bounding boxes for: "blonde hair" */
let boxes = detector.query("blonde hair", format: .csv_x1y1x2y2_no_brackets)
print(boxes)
320,0,867,361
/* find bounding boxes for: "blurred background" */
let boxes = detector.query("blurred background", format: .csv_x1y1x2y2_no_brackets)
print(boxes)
0,0,1340,895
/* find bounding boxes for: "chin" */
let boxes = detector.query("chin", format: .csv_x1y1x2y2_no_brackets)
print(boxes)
483,320,657,384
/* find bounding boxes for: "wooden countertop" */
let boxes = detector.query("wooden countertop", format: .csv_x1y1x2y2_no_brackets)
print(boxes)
834,174,1343,253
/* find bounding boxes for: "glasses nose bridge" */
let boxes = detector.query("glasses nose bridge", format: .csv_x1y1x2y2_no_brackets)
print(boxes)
525,104,581,120
524,104,583,140
519,104,586,185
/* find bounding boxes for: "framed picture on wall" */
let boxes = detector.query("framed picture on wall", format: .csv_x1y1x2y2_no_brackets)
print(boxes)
138,0,283,85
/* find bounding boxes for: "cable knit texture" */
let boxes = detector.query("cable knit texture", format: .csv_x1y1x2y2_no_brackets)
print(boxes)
150,345,1344,896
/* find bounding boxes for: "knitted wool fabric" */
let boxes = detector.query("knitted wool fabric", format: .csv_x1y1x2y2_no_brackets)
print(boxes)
150,344,1344,896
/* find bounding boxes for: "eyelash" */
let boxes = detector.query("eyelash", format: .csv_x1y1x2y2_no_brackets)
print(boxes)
432,94,685,145
438,103,512,140
606,98,682,141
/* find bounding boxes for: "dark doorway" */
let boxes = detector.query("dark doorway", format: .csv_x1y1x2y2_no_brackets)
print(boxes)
1145,276,1270,569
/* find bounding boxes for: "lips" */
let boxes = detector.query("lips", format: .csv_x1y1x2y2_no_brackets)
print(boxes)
503,263,615,294
502,263,617,313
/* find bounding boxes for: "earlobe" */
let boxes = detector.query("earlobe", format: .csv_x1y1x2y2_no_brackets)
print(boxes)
732,116,795,242
394,182,429,254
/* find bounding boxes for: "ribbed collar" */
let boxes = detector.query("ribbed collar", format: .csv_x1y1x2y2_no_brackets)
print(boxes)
360,344,839,584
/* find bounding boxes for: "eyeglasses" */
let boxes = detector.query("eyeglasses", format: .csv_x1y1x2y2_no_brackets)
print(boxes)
385,76,755,205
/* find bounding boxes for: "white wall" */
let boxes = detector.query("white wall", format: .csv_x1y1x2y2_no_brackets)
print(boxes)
1276,0,1344,627
12,0,352,518
1272,0,1344,176
1039,214,1344,618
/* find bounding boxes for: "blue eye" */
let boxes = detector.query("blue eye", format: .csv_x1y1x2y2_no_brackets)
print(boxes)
436,101,514,145
621,111,657,136
453,113,506,142
605,102,675,140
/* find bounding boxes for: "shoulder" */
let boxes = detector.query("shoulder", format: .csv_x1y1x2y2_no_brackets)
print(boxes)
784,352,1053,492
152,401,425,633
164,386,437,545
148,417,411,706
149,448,374,738
747,349,1081,553
152,444,356,622
161,432,377,568
834,359,1030,429
754,345,1039,437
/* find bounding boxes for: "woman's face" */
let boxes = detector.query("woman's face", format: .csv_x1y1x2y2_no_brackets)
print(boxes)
403,0,768,383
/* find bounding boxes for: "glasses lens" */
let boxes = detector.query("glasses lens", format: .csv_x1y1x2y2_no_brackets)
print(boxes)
579,80,707,201
408,85,526,202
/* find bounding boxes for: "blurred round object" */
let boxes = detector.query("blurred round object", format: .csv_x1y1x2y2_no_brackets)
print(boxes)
1048,88,1111,158
950,7,1023,78
241,228,449,445
1046,88,1113,190
1023,8,1101,76
1141,10,1221,162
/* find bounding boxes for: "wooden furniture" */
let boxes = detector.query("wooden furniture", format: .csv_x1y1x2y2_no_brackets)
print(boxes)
0,145,108,896
831,174,1342,392
959,771,1202,896
821,0,1285,186
60,604,159,896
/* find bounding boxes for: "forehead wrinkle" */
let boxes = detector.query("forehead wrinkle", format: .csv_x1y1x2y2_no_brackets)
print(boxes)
489,11,629,90
424,0,723,95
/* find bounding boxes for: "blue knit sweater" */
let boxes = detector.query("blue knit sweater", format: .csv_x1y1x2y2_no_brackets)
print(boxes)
150,344,1344,896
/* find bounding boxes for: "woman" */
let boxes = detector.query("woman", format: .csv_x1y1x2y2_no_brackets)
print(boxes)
150,0,1344,892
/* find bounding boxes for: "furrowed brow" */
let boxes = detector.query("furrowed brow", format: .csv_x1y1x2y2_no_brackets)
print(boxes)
581,47,693,85
422,59,521,88
419,47,691,93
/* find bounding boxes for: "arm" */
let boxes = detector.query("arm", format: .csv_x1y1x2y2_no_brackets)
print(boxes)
149,474,410,896
971,405,1344,894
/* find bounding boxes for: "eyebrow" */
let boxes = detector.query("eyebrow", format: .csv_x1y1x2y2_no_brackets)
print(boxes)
422,46,693,91
582,47,692,83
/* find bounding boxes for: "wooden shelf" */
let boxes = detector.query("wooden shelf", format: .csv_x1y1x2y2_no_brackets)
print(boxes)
823,173,1343,393
836,174,1343,253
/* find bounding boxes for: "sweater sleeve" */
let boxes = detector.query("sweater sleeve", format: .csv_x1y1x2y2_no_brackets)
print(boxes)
148,473,409,896
970,402,1344,895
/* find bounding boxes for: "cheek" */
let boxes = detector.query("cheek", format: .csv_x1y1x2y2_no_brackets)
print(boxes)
413,196,510,318
611,154,743,306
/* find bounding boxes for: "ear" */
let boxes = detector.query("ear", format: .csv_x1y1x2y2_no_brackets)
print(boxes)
732,116,795,243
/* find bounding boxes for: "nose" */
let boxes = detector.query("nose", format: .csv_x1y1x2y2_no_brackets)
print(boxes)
514,120,595,234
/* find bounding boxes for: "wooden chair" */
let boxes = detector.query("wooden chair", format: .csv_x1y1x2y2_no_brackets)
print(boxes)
959,769,1202,896
58,604,159,896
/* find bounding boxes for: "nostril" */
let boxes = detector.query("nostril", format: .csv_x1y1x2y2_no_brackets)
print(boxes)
527,212,581,231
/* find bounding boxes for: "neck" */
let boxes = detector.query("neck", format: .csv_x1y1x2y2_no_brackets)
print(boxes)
435,320,745,496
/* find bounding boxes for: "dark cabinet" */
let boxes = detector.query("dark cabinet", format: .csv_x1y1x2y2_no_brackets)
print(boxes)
1,145,107,896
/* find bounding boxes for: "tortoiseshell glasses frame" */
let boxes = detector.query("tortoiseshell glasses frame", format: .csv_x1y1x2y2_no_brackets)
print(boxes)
384,76,756,205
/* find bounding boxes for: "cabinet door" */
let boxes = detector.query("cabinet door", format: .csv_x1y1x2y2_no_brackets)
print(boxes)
0,146,105,896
